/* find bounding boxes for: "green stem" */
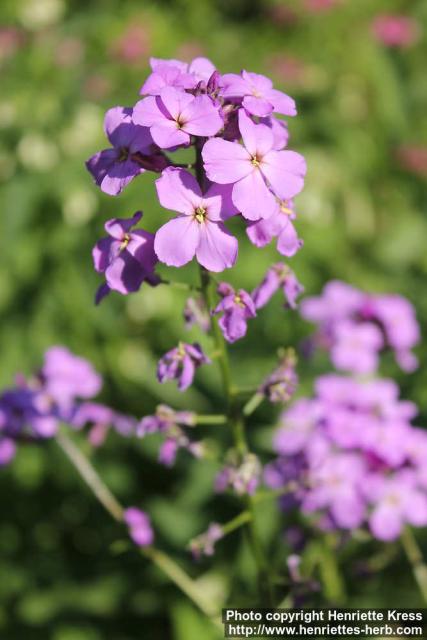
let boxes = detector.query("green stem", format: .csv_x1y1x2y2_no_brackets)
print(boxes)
159,278,200,292
143,547,221,626
221,510,252,536
56,430,123,522
242,392,264,417
401,527,427,604
195,414,227,426
56,430,221,625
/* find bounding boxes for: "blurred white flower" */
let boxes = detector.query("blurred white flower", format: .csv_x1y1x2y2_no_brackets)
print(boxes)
62,188,98,226
17,132,59,171
60,104,104,155
19,0,65,29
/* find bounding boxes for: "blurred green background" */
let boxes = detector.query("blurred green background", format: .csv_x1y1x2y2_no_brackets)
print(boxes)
1,0,427,638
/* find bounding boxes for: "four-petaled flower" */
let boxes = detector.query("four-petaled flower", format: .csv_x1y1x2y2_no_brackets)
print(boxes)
246,199,302,257
212,282,256,343
154,168,238,272
157,342,211,391
252,263,304,310
133,87,223,149
86,106,168,195
222,70,297,117
202,110,306,220
93,211,160,304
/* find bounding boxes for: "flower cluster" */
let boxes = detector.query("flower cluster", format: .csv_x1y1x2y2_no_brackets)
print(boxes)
266,375,427,541
86,56,306,298
0,346,136,465
301,280,420,373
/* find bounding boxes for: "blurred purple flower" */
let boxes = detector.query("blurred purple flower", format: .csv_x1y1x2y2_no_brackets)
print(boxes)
252,263,304,310
124,507,154,547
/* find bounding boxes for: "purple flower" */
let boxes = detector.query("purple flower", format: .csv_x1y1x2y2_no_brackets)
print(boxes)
215,453,261,496
260,348,298,403
0,437,16,466
246,199,302,257
153,168,238,272
301,281,420,374
123,507,154,547
0,385,58,439
302,453,367,530
221,70,296,118
330,321,384,375
157,342,210,391
367,473,427,541
369,295,420,372
252,263,304,310
189,523,223,559
86,106,168,195
203,110,306,220
133,87,223,149
212,282,256,343
140,56,216,95
41,346,102,412
92,211,159,303
137,404,196,436
71,402,136,446
137,405,201,467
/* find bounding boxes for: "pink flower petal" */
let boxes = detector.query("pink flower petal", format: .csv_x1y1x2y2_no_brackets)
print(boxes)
202,138,252,184
133,96,163,127
266,88,297,116
238,110,274,157
156,167,201,215
154,216,199,267
277,219,302,256
159,86,194,121
196,221,238,272
150,121,189,149
181,95,223,137
243,95,273,117
232,170,277,220
261,150,306,199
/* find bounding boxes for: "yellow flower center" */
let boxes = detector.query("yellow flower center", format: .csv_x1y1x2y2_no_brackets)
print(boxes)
120,233,131,251
194,206,207,223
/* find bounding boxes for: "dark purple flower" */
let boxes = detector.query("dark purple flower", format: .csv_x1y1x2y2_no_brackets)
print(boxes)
123,507,154,547
252,263,304,310
157,343,211,391
212,282,256,343
86,106,168,195
92,211,160,303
